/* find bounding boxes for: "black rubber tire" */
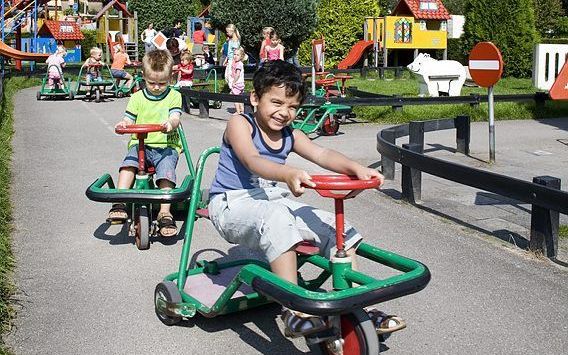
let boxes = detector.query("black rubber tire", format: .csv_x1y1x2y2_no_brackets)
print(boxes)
117,90,124,98
95,89,101,103
134,205,150,250
212,100,222,109
317,115,340,136
68,90,74,100
308,309,379,355
36,91,41,101
154,281,182,326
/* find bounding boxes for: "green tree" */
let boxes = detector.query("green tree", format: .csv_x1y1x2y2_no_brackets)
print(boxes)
534,0,566,37
129,0,201,34
209,0,317,59
299,0,381,67
462,0,538,77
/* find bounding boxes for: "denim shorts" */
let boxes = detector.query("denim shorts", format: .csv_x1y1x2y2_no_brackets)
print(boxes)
111,69,128,79
120,145,178,184
208,187,363,262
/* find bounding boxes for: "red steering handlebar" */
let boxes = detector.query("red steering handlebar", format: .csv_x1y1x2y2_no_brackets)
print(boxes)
115,124,164,135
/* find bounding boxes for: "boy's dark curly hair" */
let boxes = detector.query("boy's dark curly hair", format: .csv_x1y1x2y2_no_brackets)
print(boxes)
252,60,306,103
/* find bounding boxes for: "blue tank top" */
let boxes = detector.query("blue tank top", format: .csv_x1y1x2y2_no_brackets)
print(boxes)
209,113,295,196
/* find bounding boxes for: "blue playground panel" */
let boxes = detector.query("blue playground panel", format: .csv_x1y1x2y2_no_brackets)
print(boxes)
21,38,82,63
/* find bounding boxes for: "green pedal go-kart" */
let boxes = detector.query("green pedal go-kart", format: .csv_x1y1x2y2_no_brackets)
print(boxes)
292,101,353,136
36,65,74,100
85,124,196,250
115,61,145,98
154,147,431,354
73,63,117,103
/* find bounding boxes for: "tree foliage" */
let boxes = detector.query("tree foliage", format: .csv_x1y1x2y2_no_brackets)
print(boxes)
298,0,380,67
209,0,317,59
462,0,538,77
129,0,202,34
534,0,566,37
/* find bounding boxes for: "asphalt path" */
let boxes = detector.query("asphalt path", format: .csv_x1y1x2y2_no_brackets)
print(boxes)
5,88,568,354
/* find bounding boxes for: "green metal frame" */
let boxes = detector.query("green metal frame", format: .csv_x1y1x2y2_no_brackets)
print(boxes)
73,63,117,100
37,65,74,100
114,71,144,98
171,68,222,109
158,147,430,319
86,125,196,233
291,102,352,135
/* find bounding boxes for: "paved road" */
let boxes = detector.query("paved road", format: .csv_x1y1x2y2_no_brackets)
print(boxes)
5,88,568,354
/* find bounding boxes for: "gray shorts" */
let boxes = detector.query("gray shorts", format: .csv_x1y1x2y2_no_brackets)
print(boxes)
208,187,363,262
120,145,178,184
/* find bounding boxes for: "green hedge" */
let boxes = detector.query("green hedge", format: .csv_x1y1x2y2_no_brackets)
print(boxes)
80,29,97,60
129,0,201,34
298,0,380,67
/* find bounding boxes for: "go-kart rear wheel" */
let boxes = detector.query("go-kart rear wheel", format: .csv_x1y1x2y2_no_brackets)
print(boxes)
134,205,150,250
318,115,340,136
116,90,124,98
68,90,74,100
212,100,222,109
95,89,101,103
155,281,182,326
36,91,41,101
309,309,379,355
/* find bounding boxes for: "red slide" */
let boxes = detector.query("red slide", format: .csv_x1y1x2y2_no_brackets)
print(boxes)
337,40,374,70
0,40,48,61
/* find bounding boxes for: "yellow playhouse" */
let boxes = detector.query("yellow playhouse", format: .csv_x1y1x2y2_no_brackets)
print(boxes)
365,0,450,67
93,0,138,62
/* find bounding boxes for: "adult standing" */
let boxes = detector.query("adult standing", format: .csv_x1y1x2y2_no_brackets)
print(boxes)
141,22,157,53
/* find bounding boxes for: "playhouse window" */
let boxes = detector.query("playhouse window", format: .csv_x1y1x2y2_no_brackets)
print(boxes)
420,1,438,11
394,18,412,43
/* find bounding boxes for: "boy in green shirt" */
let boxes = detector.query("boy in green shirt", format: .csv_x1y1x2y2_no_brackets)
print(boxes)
108,50,183,237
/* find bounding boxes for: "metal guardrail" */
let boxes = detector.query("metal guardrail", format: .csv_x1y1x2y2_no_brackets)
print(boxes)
376,116,567,259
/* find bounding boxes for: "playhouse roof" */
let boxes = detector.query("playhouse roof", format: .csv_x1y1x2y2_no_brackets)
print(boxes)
38,20,84,40
93,0,132,21
393,0,451,20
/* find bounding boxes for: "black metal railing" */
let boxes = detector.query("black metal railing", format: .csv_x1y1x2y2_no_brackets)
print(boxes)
376,116,567,259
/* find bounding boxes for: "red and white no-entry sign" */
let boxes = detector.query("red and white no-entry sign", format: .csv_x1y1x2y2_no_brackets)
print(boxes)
468,42,504,87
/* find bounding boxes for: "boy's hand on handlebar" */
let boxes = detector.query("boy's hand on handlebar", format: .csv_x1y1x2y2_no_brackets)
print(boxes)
114,120,128,132
286,169,315,197
161,120,174,133
354,167,385,188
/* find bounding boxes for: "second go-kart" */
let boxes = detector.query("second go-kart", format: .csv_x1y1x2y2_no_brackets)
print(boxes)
154,147,431,354
85,124,196,250
37,65,74,100
74,63,116,103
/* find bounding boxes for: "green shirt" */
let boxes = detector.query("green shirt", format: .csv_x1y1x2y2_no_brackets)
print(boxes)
124,88,183,150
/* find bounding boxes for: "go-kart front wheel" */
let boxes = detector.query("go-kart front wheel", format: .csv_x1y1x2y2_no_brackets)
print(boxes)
154,281,182,326
95,89,101,103
134,205,150,250
318,115,340,136
309,309,379,355
36,91,41,101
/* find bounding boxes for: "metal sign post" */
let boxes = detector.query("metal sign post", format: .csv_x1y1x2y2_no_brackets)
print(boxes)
488,85,495,162
468,42,504,163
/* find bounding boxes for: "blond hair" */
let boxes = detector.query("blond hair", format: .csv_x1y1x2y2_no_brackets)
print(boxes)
262,27,275,37
90,47,102,56
56,45,67,56
142,50,173,78
234,47,247,62
180,52,193,63
226,23,241,41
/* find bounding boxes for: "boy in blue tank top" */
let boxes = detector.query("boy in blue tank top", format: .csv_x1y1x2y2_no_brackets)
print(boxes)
209,61,402,337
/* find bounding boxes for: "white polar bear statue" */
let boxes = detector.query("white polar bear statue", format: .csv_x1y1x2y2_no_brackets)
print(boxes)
407,53,466,97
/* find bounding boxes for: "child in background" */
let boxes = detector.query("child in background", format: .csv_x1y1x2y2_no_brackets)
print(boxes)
111,45,133,89
265,33,284,61
45,45,66,89
82,47,104,84
108,50,183,237
259,27,274,62
207,60,401,337
223,24,241,83
177,52,194,87
192,22,206,44
202,45,216,68
228,47,246,114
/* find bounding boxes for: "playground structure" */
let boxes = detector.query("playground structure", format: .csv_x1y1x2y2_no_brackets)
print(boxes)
339,0,451,70
1,0,50,71
35,20,83,62
533,43,568,91
93,0,138,63
186,12,219,62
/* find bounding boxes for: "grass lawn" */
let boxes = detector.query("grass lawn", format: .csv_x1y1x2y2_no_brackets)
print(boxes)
560,225,568,240
341,71,568,123
0,76,41,354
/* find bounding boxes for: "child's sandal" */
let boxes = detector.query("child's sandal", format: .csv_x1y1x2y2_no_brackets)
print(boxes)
107,203,128,224
281,309,327,338
157,212,177,237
